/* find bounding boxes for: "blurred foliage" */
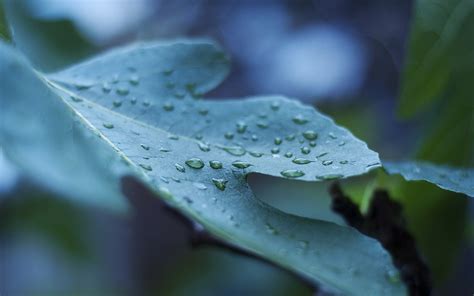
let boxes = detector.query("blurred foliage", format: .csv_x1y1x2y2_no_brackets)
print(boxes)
3,0,95,71
0,0,10,41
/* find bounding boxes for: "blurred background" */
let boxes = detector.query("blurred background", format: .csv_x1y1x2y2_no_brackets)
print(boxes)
0,0,473,295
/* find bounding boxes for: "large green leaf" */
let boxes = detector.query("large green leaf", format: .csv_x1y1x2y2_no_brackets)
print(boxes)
384,161,474,197
0,41,405,295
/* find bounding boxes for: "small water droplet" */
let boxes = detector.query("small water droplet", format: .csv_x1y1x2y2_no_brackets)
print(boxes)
168,135,179,140
195,134,203,140
209,160,223,169
70,95,82,102
160,147,172,152
301,147,311,154
185,158,205,169
102,82,111,93
140,144,150,151
309,141,317,147
113,100,122,107
163,69,173,76
224,132,234,140
328,132,337,139
130,97,137,104
236,121,247,133
212,178,228,191
316,152,328,159
256,121,268,129
103,123,114,129
139,164,152,171
193,182,207,190
198,142,211,152
322,160,333,166
316,174,343,180
198,108,208,115
142,100,151,107
339,160,348,164
129,74,139,85
292,114,308,125
338,141,346,146
271,147,280,154
172,177,181,183
221,146,246,156
249,151,263,158
271,101,280,111
251,134,259,141
163,102,174,111
292,158,312,165
265,223,279,235
274,137,282,145
116,87,129,96
285,134,295,141
303,130,318,140
175,163,186,173
232,160,252,169
281,169,305,178
284,152,293,158
160,176,169,183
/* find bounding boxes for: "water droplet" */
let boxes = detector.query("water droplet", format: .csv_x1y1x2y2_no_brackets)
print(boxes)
163,69,173,76
316,152,328,159
232,160,252,169
251,134,259,141
113,100,122,107
303,130,318,140
274,137,282,145
209,160,223,169
170,162,185,173
160,176,169,183
224,132,234,140
198,142,211,152
221,146,246,156
285,134,295,141
193,182,207,190
301,147,311,154
129,74,139,85
140,144,150,151
130,97,137,104
292,158,312,165
168,134,179,140
102,82,111,93
160,147,172,152
256,121,268,129
111,74,119,84
236,121,247,133
316,174,343,180
339,160,348,164
198,108,208,115
116,87,129,96
103,123,114,129
212,178,228,191
271,101,280,111
328,132,337,139
185,158,205,169
70,95,82,102
249,151,263,158
271,147,280,154
309,141,317,147
322,160,333,166
139,164,152,171
284,152,293,158
265,223,279,235
338,141,346,146
172,177,181,183
163,102,174,111
281,169,305,178
142,100,151,107
292,114,308,125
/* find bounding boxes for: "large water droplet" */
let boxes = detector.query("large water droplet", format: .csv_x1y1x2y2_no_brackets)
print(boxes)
292,114,308,125
292,158,312,165
209,160,223,169
281,169,305,178
303,130,318,140
185,158,205,169
175,163,186,173
212,178,228,191
232,160,252,169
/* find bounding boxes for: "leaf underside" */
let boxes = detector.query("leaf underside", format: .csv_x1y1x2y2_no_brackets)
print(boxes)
0,41,405,295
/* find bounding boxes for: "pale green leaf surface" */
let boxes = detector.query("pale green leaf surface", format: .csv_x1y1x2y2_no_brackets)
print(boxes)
0,41,405,295
384,161,474,197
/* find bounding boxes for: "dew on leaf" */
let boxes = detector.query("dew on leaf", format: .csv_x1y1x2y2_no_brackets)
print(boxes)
209,160,223,169
301,147,311,154
185,158,205,169
292,114,308,125
129,74,139,85
224,132,234,140
303,130,318,140
271,101,280,111
116,87,129,96
292,158,312,165
309,141,317,147
236,121,247,133
175,163,186,173
249,151,263,158
193,182,207,190
212,178,228,191
198,142,211,152
139,164,152,171
103,123,114,129
322,160,333,166
339,160,349,164
221,145,246,156
274,137,282,145
271,147,280,154
102,82,111,93
163,102,174,111
251,134,259,141
284,152,293,158
281,169,305,178
140,144,150,151
113,100,122,107
232,160,252,169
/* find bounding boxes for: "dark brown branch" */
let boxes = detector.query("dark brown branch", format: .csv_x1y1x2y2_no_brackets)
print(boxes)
329,182,431,296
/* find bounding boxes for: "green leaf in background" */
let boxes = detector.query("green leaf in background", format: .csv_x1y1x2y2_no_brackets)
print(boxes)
384,161,474,197
0,41,405,295
4,0,95,71
0,0,10,42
